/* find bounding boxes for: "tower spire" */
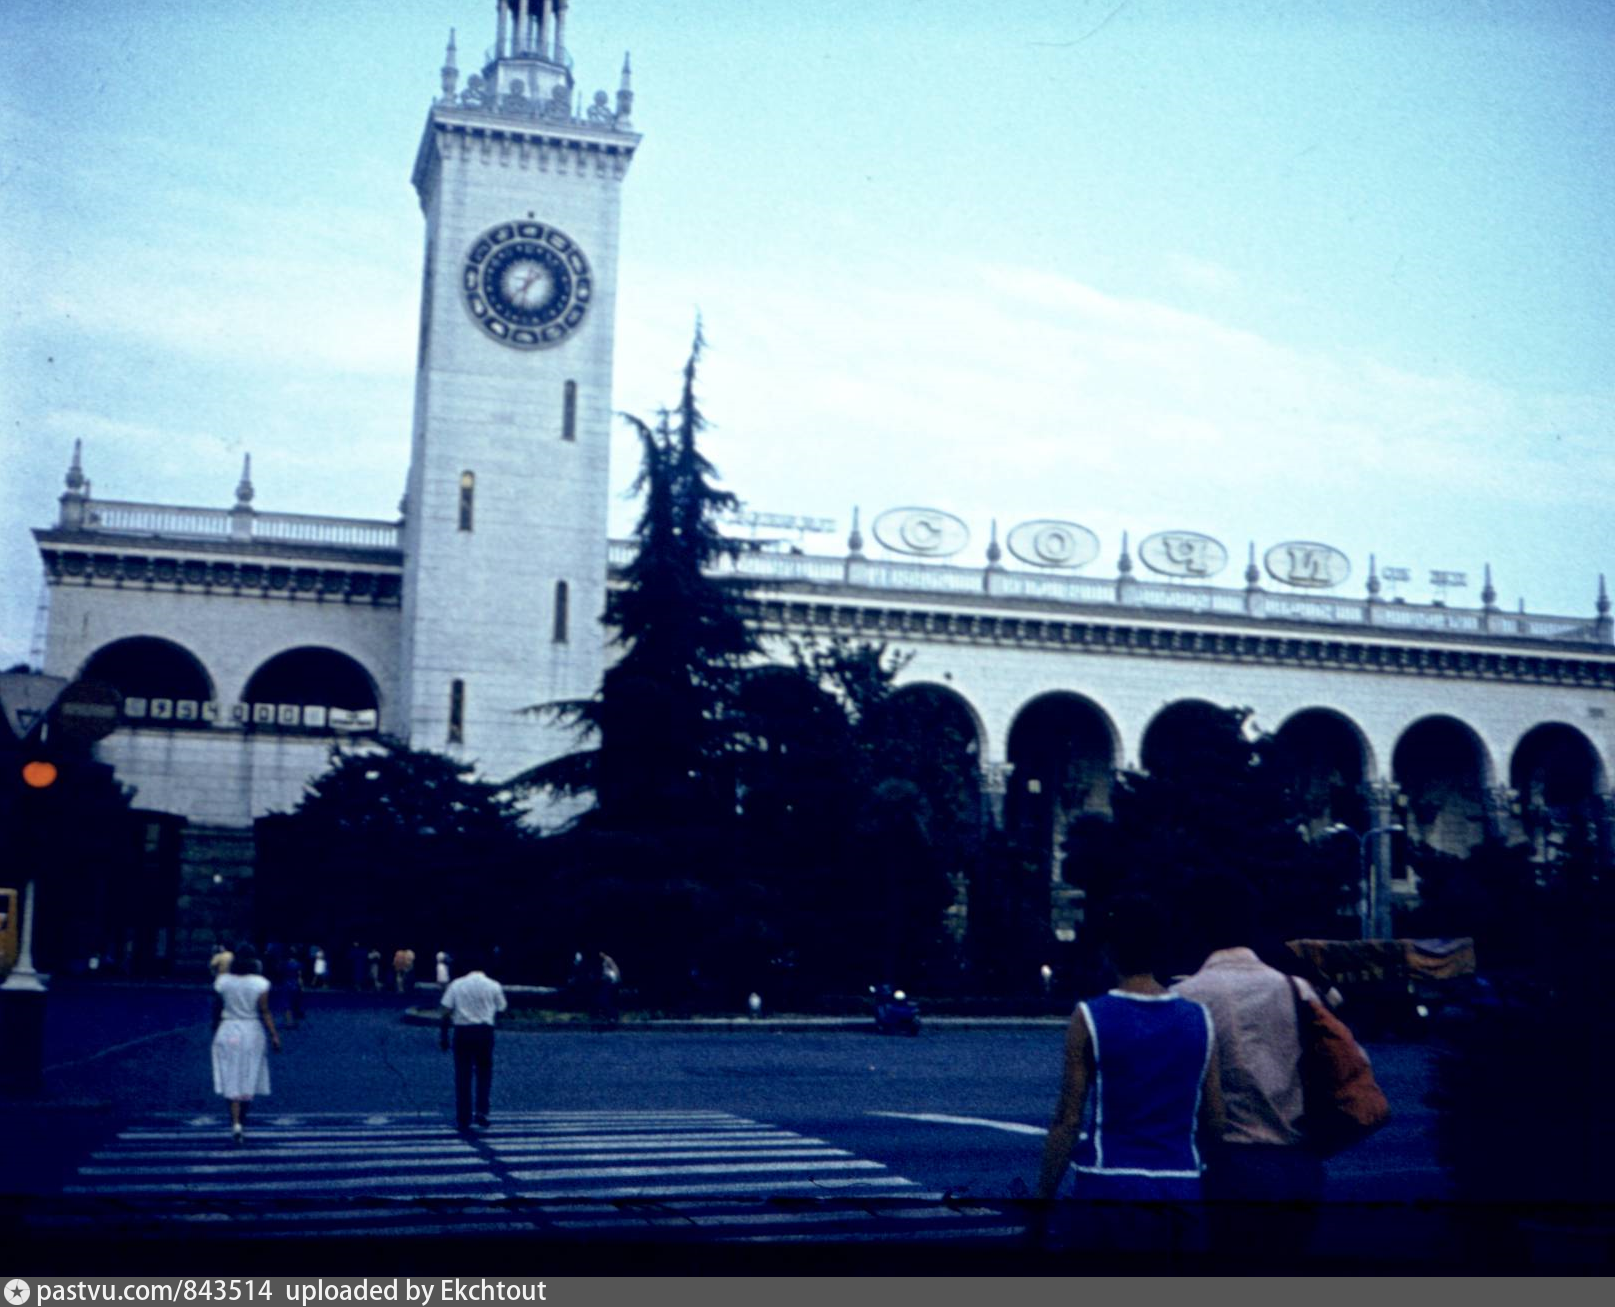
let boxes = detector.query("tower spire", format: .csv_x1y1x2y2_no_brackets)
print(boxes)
616,51,634,127
440,28,459,103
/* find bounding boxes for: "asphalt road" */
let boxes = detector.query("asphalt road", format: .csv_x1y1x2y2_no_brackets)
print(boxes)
2,982,1484,1273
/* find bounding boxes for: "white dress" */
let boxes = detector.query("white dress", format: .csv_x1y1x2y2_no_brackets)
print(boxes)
211,973,272,1098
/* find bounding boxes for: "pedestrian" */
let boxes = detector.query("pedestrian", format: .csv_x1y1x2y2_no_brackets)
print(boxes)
278,947,306,1029
1171,872,1328,1263
211,944,281,1145
393,946,416,994
435,951,451,987
1034,894,1223,1255
438,952,507,1131
367,946,382,992
311,945,328,990
594,951,621,1026
209,942,234,978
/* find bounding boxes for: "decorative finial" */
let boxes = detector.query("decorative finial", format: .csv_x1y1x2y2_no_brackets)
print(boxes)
1244,541,1260,589
441,28,459,102
615,51,635,127
1481,563,1497,610
1366,552,1382,598
64,438,86,493
1117,530,1133,575
1599,574,1611,618
847,506,864,557
986,519,1003,568
234,454,255,508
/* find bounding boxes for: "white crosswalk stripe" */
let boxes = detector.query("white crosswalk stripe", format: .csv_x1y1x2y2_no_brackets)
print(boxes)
52,1111,1021,1244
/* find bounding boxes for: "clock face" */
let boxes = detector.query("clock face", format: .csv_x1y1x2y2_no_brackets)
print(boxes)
462,221,592,348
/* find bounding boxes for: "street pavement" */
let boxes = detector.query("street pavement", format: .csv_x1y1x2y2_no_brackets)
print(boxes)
0,981,1506,1273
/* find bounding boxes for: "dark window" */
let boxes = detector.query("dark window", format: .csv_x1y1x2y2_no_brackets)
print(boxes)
458,471,475,532
562,380,578,442
553,580,570,644
448,678,466,744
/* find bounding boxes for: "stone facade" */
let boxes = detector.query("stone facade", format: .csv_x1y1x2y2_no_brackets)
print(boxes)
23,7,1615,966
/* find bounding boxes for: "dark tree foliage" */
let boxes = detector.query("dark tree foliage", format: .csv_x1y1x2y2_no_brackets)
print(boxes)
3,731,137,973
255,738,532,968
965,830,1057,996
517,326,757,831
1061,704,1354,975
735,639,973,991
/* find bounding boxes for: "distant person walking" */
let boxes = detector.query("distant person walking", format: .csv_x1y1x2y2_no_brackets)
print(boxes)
1035,894,1223,1253
393,946,417,995
593,952,622,1026
439,953,508,1131
211,945,281,1145
1172,872,1327,1259
277,947,306,1029
367,946,382,992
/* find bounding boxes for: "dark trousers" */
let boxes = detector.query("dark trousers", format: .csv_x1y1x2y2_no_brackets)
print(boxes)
452,1024,495,1127
1202,1142,1326,1266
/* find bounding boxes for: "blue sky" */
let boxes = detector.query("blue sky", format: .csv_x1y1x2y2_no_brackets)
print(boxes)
3,0,1613,667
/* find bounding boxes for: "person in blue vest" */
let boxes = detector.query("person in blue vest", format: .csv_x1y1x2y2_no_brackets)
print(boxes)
1034,893,1224,1255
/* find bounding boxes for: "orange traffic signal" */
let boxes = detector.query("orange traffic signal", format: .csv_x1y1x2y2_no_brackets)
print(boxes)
21,760,59,789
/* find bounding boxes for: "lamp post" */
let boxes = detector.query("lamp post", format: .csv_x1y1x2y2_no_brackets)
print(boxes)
1324,822,1405,940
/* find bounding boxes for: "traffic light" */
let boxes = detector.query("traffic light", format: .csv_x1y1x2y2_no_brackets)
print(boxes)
20,758,59,791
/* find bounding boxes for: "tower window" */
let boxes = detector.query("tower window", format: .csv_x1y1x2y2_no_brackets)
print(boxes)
458,471,475,531
553,580,570,644
448,678,466,744
562,380,578,442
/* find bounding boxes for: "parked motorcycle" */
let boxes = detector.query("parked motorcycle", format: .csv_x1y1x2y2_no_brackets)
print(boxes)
869,983,921,1036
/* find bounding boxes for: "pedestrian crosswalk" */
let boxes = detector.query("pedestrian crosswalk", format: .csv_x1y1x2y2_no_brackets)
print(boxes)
47,1111,1023,1245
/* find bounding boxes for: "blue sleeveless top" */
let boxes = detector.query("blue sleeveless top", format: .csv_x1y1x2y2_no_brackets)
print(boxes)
1073,991,1214,1179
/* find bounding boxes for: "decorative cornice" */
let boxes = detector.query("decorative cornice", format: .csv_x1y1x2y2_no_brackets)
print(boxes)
743,595,1615,692
37,545,403,607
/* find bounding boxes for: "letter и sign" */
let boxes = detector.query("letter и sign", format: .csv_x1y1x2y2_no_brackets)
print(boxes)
1264,541,1351,589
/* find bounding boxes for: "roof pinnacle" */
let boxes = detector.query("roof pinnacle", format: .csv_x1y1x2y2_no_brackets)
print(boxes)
234,454,255,508
847,506,864,557
64,439,86,493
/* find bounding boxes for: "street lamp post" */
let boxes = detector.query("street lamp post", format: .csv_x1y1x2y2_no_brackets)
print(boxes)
1325,822,1405,940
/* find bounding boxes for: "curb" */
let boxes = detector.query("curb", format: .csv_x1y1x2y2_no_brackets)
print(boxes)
404,1009,1070,1033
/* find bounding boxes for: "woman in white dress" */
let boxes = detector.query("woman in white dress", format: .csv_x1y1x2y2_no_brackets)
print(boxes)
211,946,281,1144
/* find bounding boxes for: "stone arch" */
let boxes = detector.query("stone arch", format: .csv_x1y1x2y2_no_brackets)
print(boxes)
80,635,215,727
243,646,381,732
869,680,985,844
1139,698,1234,777
1005,692,1120,886
1273,707,1373,835
1510,722,1606,861
1393,715,1494,857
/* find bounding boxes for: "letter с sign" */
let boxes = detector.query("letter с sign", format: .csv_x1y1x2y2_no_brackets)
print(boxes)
1264,541,1350,589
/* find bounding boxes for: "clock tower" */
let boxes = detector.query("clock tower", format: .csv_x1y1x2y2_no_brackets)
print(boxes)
401,2,638,793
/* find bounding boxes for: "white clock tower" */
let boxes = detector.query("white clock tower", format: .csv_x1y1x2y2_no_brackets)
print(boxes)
401,2,638,791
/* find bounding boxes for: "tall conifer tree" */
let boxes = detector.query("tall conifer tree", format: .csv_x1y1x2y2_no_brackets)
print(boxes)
518,326,757,829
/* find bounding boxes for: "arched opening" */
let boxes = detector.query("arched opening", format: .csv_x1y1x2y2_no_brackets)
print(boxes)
81,636,214,727
243,647,380,733
1274,708,1372,836
1393,716,1492,857
1511,723,1605,864
1005,692,1118,886
1139,699,1234,779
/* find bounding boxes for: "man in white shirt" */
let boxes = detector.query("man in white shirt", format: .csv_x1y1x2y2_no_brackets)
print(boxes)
439,953,508,1130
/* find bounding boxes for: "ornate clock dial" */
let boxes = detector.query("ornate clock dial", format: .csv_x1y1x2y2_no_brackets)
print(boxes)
462,221,592,348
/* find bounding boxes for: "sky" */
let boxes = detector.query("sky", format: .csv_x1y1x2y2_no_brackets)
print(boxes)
2,0,1613,668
